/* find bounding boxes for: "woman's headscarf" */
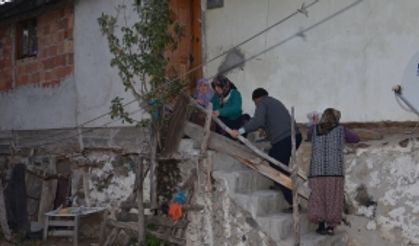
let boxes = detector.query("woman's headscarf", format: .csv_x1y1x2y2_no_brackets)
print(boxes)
211,75,237,96
318,108,341,135
194,78,214,107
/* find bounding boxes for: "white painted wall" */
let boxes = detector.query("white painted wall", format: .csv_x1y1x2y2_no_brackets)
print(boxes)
203,0,419,122
0,76,78,130
74,0,144,127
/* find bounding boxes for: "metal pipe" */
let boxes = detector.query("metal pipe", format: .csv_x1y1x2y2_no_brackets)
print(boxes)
395,93,419,118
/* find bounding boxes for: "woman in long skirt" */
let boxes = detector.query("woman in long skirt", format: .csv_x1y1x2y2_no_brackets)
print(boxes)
307,108,359,235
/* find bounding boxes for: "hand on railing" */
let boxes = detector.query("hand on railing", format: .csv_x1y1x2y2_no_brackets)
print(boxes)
229,130,240,139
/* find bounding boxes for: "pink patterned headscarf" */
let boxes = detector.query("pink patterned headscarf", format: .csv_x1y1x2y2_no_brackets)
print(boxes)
194,78,214,107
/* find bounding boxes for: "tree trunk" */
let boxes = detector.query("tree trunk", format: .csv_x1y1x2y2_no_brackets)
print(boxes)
137,157,145,245
150,129,158,210
0,181,11,241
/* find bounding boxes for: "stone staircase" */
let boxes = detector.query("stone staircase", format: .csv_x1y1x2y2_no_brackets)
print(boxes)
212,152,348,246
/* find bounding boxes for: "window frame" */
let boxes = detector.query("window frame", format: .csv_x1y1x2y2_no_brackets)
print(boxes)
16,17,37,59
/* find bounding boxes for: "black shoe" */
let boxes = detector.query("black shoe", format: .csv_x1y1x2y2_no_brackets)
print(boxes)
316,222,327,235
316,227,328,235
326,226,335,235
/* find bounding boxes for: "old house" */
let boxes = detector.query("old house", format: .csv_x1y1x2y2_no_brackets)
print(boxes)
0,0,418,245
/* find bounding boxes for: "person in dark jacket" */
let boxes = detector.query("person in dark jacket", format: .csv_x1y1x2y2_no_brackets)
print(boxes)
230,88,302,209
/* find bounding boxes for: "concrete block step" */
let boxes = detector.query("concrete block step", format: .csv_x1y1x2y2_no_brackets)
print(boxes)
213,171,239,195
212,152,248,171
256,212,317,241
256,213,293,241
234,169,273,193
233,190,289,217
213,169,273,194
279,230,348,246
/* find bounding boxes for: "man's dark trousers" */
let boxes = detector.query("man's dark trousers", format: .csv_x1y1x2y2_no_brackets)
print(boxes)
268,133,302,206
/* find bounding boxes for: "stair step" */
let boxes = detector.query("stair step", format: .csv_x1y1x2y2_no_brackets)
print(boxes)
213,169,273,194
212,152,248,171
233,190,289,217
279,230,348,246
256,212,317,241
211,152,348,245
234,169,273,193
256,213,293,241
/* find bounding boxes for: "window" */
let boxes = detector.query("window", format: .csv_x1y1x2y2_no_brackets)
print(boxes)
16,18,37,59
207,0,223,9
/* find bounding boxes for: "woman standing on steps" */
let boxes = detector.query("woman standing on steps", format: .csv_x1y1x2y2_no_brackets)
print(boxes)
307,108,359,235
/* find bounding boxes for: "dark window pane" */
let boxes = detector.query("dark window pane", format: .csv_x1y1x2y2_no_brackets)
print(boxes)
16,18,37,59
207,0,223,9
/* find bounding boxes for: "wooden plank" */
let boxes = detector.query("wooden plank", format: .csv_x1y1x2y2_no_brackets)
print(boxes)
184,121,309,199
38,156,58,223
150,130,158,210
193,102,308,181
291,107,301,246
83,170,91,207
45,213,77,217
48,220,76,227
201,103,213,192
43,215,49,241
74,215,79,246
103,228,118,246
200,102,213,153
0,181,11,241
49,230,75,237
137,157,145,245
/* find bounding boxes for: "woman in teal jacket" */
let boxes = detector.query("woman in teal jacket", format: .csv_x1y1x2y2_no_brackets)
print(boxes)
211,75,249,135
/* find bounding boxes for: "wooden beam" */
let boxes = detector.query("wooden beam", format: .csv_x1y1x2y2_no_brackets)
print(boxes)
26,165,66,180
192,102,307,181
150,130,158,210
137,157,145,245
200,102,213,153
291,107,301,246
199,103,213,193
0,181,11,241
38,156,58,223
82,170,91,207
184,122,309,199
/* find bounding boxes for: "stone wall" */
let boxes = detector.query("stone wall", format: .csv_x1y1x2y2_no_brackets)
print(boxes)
295,129,419,245
344,136,419,245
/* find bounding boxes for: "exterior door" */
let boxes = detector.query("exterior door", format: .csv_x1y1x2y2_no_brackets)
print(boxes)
167,0,202,92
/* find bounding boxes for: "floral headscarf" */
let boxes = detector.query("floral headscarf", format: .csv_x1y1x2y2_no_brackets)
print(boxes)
194,78,214,107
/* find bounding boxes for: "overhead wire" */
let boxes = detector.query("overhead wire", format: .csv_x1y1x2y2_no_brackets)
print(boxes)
12,0,321,150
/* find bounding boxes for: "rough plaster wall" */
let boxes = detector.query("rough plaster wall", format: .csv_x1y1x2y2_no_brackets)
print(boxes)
185,182,276,246
84,152,137,208
344,136,419,245
203,0,419,122
175,141,275,246
74,0,144,127
0,76,77,130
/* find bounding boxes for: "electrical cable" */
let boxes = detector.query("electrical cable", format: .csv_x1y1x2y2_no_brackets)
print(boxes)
11,1,321,150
